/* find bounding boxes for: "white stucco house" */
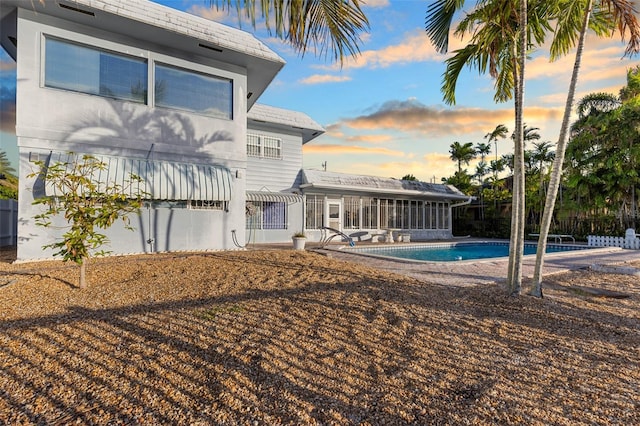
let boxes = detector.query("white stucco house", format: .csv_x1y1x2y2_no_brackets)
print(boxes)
1,0,470,261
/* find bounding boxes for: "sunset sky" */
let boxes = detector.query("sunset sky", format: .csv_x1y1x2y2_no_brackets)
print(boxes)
1,0,638,182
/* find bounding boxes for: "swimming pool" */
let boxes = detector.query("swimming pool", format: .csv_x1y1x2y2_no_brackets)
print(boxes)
347,241,592,262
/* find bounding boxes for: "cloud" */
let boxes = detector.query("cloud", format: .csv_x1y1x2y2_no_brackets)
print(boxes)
318,30,443,71
345,134,393,144
0,84,16,134
337,99,563,137
299,74,352,85
0,104,16,134
343,153,457,182
0,60,16,72
303,143,404,157
362,0,390,8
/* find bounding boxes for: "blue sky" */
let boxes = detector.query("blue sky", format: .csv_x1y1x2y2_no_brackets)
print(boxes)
1,0,638,181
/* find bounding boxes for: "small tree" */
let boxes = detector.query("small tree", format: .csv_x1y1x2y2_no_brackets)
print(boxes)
29,154,146,288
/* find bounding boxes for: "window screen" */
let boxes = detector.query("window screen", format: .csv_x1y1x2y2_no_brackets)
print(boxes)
44,37,147,103
155,63,232,119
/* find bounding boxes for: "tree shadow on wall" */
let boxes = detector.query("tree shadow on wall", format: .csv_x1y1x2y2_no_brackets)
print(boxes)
42,99,236,253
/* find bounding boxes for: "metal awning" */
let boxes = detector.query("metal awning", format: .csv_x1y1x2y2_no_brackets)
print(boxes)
44,153,232,201
246,191,302,203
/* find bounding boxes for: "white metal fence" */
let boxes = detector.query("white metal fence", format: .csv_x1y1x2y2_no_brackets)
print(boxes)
588,230,640,250
0,199,18,247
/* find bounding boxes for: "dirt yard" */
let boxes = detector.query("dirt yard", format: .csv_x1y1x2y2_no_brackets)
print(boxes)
0,248,638,425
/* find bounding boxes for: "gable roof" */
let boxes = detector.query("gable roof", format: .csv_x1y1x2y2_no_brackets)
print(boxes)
300,170,471,200
248,104,325,144
0,0,284,108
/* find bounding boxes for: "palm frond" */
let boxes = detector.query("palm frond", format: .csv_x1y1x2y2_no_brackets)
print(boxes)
211,0,369,63
425,0,466,54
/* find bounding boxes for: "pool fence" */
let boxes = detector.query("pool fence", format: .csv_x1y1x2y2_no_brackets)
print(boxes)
587,228,640,250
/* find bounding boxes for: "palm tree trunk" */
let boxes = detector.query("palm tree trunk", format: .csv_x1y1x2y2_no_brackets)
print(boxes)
507,0,527,295
531,0,593,297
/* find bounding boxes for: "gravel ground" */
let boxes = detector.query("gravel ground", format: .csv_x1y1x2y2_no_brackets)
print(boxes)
0,248,638,425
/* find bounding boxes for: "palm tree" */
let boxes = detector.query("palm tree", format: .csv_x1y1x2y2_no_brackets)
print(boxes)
532,0,640,297
210,0,370,62
485,124,509,167
449,141,476,174
426,0,551,293
530,141,555,221
576,92,621,117
0,151,17,180
619,65,640,101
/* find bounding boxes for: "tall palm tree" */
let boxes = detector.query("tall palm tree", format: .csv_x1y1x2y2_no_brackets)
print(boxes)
476,142,492,163
485,124,509,167
532,0,640,297
426,0,552,294
210,0,369,62
449,141,476,174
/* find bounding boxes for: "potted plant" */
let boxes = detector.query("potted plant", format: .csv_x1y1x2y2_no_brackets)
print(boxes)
292,231,306,250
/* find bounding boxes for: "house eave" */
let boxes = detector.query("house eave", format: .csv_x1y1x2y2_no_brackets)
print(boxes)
0,0,285,108
299,183,472,201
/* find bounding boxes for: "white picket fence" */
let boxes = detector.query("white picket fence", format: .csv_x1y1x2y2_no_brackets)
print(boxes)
588,229,640,250
0,199,18,247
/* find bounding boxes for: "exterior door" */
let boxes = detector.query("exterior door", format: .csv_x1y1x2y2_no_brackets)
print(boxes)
326,200,341,230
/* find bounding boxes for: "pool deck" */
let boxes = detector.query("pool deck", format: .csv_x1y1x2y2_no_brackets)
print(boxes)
251,239,640,287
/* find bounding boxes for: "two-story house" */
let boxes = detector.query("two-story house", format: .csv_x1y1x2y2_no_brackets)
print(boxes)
1,0,470,261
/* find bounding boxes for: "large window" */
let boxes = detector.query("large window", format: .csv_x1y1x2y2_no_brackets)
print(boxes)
305,195,324,229
246,201,287,229
362,197,378,229
410,201,424,229
247,134,282,159
44,37,147,103
43,37,234,118
343,196,360,230
155,63,232,119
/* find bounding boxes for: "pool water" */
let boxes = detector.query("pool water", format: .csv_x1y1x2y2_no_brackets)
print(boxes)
349,242,591,262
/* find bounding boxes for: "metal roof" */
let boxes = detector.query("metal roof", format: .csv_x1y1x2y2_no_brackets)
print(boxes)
0,0,285,109
44,152,232,201
300,169,471,200
248,104,325,144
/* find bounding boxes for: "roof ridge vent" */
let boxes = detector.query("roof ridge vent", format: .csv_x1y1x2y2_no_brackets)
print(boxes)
58,2,95,17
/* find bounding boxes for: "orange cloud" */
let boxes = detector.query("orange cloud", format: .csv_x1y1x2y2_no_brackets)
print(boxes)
346,134,394,144
303,143,404,157
0,60,16,71
346,154,457,182
0,102,16,133
318,30,443,71
337,99,563,137
299,74,352,85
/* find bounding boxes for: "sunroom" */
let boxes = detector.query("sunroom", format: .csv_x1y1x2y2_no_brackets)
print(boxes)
300,170,473,243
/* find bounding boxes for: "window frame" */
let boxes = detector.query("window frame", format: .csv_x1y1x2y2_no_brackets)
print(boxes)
41,34,236,120
154,62,233,119
245,200,288,230
247,134,283,159
43,35,148,104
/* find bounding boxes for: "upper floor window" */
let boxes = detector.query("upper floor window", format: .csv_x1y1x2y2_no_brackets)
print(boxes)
44,37,147,103
247,134,282,159
155,63,232,119
247,134,261,157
